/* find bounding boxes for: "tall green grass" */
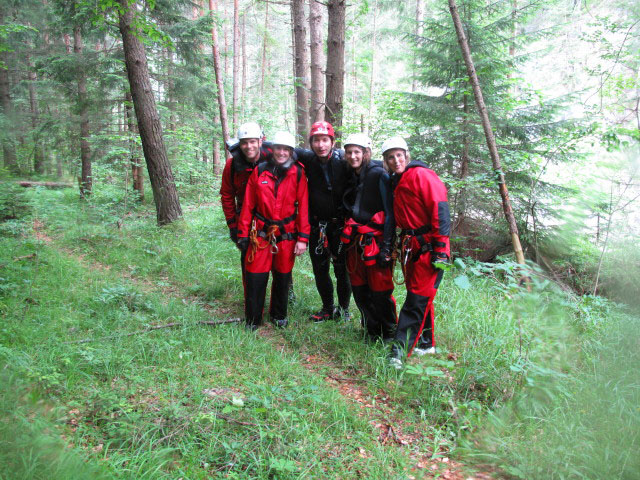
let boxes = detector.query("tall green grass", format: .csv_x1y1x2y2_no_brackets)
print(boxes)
1,184,636,478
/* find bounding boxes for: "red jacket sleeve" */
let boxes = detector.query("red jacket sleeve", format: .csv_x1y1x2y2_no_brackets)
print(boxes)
295,165,310,243
417,170,450,256
219,157,237,229
237,168,258,239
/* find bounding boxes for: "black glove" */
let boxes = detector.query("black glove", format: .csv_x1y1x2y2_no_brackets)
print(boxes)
237,238,249,252
229,228,238,243
431,252,449,270
377,248,392,268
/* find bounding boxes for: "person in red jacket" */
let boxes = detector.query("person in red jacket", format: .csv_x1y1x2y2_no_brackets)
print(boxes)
237,131,310,330
341,133,397,342
382,136,451,369
219,122,272,282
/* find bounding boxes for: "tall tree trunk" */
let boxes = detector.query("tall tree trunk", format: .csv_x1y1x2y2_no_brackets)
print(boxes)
292,0,310,145
209,0,230,155
74,26,92,197
125,91,144,200
367,0,378,134
213,109,222,175
196,0,222,172
448,0,525,265
223,0,229,77
325,0,345,136
309,0,324,123
454,94,470,236
412,0,423,92
0,47,18,174
232,0,239,130
260,0,269,107
118,0,182,225
241,11,246,120
26,54,45,174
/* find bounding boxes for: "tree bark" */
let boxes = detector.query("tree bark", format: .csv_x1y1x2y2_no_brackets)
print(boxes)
209,0,230,155
412,0,423,92
125,91,144,200
367,0,378,134
241,11,246,120
292,0,310,145
232,0,239,130
74,26,92,197
309,0,324,122
325,0,345,136
448,0,525,265
118,0,182,225
260,0,269,106
26,54,45,174
0,51,18,173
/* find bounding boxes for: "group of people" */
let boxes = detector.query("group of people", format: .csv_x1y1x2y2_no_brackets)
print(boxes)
219,121,450,368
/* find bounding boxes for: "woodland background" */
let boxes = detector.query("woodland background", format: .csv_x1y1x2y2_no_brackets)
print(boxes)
0,0,639,478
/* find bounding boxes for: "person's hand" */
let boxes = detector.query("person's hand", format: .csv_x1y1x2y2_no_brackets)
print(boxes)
237,238,249,252
377,249,392,268
294,241,307,256
431,252,449,270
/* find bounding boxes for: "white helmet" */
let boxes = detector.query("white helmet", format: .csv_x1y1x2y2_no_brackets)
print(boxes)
343,133,372,150
272,131,296,149
381,136,408,155
237,122,262,140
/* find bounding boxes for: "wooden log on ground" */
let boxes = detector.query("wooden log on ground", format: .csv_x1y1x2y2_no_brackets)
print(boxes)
18,181,73,189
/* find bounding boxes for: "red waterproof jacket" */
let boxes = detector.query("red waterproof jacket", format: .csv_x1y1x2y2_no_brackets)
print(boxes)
220,143,274,231
393,161,450,257
220,156,257,231
237,162,311,244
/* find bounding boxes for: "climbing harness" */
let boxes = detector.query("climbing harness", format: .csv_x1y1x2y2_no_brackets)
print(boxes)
315,221,328,255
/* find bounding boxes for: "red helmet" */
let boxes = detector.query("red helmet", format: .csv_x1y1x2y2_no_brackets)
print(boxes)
309,121,335,140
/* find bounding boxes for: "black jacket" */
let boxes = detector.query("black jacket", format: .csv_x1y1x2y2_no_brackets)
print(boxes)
343,161,395,250
295,148,349,224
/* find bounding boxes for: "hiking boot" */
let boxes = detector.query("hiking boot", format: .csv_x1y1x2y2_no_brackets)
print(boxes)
389,357,403,369
272,317,289,328
245,322,259,332
389,344,404,369
333,306,351,321
309,308,333,323
413,346,437,356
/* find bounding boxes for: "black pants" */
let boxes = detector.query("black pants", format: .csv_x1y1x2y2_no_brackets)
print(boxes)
352,285,396,340
308,222,351,312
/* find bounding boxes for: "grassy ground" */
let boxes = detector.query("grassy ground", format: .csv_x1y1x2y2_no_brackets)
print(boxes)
0,183,636,479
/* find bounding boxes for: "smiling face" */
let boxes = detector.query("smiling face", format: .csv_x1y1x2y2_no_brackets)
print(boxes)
273,145,293,165
310,134,334,160
384,148,408,175
345,145,365,173
239,138,262,163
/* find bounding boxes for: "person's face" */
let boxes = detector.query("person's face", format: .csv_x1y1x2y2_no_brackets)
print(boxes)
273,145,292,165
345,145,365,173
384,149,408,175
239,138,262,162
310,135,334,159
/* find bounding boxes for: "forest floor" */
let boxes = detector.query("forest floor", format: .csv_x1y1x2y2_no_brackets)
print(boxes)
30,216,490,480
2,183,637,479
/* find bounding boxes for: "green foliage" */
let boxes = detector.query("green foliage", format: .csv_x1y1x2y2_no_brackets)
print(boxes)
377,0,585,260
462,311,640,479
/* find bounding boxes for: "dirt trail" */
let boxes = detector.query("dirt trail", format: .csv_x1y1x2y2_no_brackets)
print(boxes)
32,218,493,479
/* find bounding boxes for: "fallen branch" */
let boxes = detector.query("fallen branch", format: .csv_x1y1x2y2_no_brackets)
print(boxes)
18,181,73,189
65,318,242,344
326,374,366,383
13,253,37,261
